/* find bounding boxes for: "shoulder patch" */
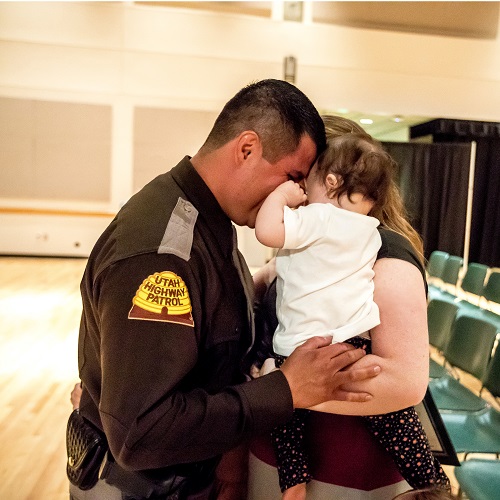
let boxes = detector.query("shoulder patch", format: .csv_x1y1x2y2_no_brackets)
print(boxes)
158,197,198,260
128,271,194,327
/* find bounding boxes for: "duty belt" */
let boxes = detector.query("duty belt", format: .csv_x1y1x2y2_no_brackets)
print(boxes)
99,450,218,499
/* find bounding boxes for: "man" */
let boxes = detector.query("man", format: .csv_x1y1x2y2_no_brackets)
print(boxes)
70,79,380,500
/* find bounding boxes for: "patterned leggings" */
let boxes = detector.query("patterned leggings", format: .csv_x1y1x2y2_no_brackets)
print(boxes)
271,337,450,493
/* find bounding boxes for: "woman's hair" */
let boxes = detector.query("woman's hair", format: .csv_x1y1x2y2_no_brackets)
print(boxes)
393,487,457,500
320,115,424,263
199,79,326,163
323,114,372,139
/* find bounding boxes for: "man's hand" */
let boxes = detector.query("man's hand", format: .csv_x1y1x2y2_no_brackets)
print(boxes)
70,382,82,410
280,337,380,408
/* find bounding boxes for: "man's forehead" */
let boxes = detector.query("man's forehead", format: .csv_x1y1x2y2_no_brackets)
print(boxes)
292,136,317,165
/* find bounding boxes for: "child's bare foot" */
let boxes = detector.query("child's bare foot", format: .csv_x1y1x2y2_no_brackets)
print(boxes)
282,483,307,500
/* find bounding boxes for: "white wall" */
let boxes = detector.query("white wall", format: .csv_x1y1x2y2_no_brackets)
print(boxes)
0,1,499,265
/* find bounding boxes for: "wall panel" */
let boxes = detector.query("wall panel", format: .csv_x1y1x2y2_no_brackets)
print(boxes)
133,106,217,191
0,1,499,261
0,97,112,202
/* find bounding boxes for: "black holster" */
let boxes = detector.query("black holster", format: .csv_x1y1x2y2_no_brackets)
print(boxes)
99,451,218,500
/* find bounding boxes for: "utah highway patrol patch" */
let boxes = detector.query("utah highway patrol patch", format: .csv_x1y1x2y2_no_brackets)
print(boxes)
128,271,194,327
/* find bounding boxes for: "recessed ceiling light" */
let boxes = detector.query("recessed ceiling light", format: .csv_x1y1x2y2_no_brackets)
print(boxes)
393,115,404,123
360,118,373,125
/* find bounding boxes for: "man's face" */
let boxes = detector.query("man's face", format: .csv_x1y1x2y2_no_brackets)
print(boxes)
232,134,317,228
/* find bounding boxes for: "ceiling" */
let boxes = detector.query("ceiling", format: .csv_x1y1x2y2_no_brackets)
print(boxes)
143,2,499,39
136,1,499,140
325,110,431,142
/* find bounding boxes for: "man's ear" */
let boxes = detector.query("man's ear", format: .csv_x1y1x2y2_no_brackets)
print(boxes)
236,131,260,164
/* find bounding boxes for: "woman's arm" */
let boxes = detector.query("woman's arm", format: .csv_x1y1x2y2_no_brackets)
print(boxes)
311,257,429,415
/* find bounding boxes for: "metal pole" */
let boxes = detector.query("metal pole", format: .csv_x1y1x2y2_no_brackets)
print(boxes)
463,141,477,271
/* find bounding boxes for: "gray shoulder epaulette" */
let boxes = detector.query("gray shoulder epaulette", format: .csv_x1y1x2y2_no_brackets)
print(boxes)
158,197,198,261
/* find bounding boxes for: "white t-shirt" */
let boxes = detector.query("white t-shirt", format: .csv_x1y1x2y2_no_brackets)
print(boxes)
273,203,381,356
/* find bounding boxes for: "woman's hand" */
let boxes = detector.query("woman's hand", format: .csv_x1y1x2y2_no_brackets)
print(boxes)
253,257,277,302
70,382,82,410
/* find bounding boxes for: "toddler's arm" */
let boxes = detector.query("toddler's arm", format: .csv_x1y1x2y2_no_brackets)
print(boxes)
255,180,306,248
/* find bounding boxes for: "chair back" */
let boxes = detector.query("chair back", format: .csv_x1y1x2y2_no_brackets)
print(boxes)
443,314,498,380
460,263,489,296
441,255,463,287
483,271,500,304
427,299,459,351
482,339,500,400
455,458,500,500
478,405,500,426
426,250,449,279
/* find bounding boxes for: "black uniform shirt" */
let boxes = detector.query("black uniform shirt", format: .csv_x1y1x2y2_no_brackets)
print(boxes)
78,157,293,471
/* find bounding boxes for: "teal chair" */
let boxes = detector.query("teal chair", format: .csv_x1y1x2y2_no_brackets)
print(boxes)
481,337,500,403
473,309,500,333
428,314,498,412
441,407,500,458
426,250,450,299
428,255,463,303
460,263,489,299
439,342,500,457
430,348,499,413
467,272,500,329
441,255,464,290
427,299,459,379
450,267,500,327
452,262,490,317
439,314,497,380
428,299,459,352
426,250,449,281
483,271,500,306
455,459,500,500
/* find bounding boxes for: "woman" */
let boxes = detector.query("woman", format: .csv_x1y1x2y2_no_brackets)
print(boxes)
247,116,446,499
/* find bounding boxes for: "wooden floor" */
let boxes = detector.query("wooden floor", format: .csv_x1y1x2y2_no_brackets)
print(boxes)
0,256,87,500
1,256,496,499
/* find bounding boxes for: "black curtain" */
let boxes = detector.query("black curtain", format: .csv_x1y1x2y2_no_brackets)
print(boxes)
468,139,500,266
383,142,471,261
410,119,500,267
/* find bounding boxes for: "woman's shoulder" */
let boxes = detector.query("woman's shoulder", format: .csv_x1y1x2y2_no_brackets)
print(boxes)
377,227,425,278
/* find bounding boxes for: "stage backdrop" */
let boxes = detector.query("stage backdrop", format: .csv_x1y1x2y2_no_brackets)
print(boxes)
410,119,500,268
382,140,471,262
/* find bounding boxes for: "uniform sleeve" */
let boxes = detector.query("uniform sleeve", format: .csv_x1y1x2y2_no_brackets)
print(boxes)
93,253,293,470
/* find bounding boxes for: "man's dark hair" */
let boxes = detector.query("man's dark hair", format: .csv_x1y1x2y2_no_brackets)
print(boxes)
200,79,326,163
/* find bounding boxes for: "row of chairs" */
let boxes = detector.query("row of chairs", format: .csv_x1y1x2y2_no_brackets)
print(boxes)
429,308,500,413
455,458,500,500
425,255,500,500
427,250,500,314
427,303,500,498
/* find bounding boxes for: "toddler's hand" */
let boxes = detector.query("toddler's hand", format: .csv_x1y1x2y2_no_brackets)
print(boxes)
260,357,278,376
274,180,306,208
